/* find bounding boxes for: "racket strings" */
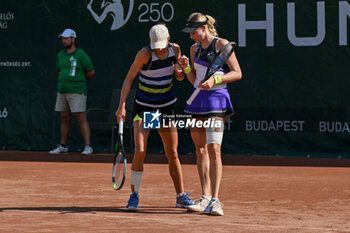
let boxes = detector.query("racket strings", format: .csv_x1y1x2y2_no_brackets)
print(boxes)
113,153,125,187
209,43,234,73
115,165,124,183
219,44,234,60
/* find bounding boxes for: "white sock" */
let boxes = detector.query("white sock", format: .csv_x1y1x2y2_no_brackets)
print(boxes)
177,192,185,198
130,170,143,193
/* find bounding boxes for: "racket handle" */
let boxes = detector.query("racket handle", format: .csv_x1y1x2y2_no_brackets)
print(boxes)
186,88,201,105
118,119,123,134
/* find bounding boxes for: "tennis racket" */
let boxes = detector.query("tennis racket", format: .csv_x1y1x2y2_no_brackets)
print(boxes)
186,41,236,105
112,119,127,190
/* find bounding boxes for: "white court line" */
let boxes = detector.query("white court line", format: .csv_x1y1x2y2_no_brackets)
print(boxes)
3,209,350,232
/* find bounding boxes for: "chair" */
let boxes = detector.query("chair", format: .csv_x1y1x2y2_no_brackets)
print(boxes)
87,89,137,152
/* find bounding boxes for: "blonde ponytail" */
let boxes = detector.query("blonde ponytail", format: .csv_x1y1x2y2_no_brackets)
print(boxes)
187,12,218,37
205,15,218,37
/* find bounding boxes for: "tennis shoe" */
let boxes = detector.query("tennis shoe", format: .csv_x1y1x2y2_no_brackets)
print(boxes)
204,202,211,212
176,193,194,208
210,198,224,216
126,192,139,211
186,195,211,212
49,145,68,154
81,145,93,155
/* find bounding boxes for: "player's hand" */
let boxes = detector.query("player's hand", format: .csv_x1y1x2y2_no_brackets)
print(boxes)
172,63,185,81
116,107,126,123
199,77,215,90
172,63,183,74
178,55,189,68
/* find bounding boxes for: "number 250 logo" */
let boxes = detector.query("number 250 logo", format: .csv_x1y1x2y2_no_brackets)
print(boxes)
87,0,174,31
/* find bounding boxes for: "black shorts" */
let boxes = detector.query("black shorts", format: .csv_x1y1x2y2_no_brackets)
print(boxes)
133,103,175,120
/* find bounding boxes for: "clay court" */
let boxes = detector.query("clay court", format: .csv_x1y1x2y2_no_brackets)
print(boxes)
1,151,350,233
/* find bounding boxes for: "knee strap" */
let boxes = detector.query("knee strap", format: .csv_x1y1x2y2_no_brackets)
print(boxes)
206,119,224,145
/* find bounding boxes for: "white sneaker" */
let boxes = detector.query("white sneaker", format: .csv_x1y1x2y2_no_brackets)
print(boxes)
49,145,68,154
81,145,93,155
210,199,224,216
186,195,211,212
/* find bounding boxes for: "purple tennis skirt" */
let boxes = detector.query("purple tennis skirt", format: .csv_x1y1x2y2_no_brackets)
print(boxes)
184,88,234,118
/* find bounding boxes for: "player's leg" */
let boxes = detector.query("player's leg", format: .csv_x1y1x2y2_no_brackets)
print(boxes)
206,117,224,199
207,142,222,198
186,118,212,212
207,142,224,216
130,118,150,191
158,123,194,208
158,124,183,193
191,119,211,196
126,117,150,211
206,117,224,216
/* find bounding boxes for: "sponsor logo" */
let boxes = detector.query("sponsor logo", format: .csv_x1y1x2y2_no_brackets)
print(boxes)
239,1,350,47
87,1,175,31
319,121,350,133
143,110,161,129
0,12,15,29
245,120,305,132
0,61,32,67
143,112,223,129
0,108,8,118
87,0,134,31
162,117,223,129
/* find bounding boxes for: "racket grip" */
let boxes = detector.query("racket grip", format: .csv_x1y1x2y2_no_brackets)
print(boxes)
186,88,201,105
118,119,123,134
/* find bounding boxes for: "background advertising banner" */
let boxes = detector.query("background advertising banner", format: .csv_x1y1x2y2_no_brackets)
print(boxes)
1,0,350,158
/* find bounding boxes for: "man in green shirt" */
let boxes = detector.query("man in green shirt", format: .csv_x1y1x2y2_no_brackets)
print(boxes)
50,29,95,155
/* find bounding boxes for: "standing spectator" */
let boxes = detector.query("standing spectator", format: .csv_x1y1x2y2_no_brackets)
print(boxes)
50,29,95,155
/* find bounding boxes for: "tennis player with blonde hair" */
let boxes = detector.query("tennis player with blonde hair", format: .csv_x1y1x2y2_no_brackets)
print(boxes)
179,13,242,216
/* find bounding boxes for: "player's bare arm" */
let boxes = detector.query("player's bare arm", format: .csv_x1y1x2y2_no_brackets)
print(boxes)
172,43,185,81
116,48,150,122
216,38,242,84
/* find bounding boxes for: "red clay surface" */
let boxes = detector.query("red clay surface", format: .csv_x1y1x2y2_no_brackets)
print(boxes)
1,151,350,232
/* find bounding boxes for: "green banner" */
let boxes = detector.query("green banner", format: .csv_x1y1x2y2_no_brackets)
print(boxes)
1,0,350,158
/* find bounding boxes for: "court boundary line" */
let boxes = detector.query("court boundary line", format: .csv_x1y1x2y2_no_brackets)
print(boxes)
2,209,349,232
